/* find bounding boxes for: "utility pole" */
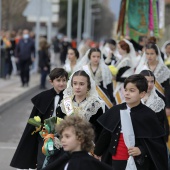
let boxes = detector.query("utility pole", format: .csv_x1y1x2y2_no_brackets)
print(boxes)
83,0,92,38
0,0,2,73
67,0,72,40
77,0,83,45
34,0,41,72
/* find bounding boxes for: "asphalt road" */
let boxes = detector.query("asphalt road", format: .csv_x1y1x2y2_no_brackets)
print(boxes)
0,86,47,170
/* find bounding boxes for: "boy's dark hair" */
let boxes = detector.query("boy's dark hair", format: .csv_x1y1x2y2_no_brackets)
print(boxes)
124,74,148,93
71,70,91,90
56,115,95,152
138,36,146,43
140,70,155,83
49,68,68,81
88,48,101,59
104,39,116,46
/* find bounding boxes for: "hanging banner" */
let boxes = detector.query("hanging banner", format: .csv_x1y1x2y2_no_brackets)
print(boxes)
128,0,149,42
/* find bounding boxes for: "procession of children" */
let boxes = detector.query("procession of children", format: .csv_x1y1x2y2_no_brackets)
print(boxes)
10,36,170,170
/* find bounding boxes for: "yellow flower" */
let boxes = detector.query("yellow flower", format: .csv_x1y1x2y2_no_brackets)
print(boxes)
56,117,63,125
108,65,118,76
34,116,41,122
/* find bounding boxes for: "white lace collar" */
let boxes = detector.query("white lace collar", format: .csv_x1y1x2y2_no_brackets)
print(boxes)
141,88,165,112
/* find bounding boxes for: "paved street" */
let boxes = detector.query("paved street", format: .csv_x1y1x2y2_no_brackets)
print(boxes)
0,86,47,170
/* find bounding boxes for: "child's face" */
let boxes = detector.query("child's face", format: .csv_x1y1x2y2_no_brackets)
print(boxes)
50,76,67,93
146,48,157,64
90,51,101,66
61,126,81,153
124,83,145,108
145,76,154,93
72,76,88,98
166,45,170,55
67,49,77,62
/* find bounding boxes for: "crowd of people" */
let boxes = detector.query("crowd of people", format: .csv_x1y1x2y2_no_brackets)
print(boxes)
2,29,170,169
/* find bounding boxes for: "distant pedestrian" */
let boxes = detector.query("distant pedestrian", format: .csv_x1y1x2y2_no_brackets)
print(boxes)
15,29,35,87
38,37,50,89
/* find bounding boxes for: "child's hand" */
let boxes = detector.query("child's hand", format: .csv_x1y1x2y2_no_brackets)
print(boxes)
128,147,141,156
93,154,101,161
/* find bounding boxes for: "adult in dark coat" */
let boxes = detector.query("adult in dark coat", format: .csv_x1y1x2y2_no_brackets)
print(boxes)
10,68,68,170
94,102,168,170
16,29,35,87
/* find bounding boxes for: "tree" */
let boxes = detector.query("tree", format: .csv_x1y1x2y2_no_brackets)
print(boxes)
1,0,32,30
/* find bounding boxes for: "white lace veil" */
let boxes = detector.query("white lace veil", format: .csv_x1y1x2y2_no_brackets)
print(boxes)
123,39,138,69
161,40,170,60
63,68,99,99
74,49,112,88
135,44,164,74
142,86,165,112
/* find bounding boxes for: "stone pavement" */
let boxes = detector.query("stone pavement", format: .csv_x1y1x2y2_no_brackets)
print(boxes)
0,73,40,114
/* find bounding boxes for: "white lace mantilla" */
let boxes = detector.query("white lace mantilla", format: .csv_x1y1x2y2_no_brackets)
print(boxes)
142,89,165,113
116,55,132,70
60,96,102,121
147,62,170,84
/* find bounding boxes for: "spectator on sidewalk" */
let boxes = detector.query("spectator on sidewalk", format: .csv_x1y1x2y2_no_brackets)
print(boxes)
38,37,51,89
15,29,35,87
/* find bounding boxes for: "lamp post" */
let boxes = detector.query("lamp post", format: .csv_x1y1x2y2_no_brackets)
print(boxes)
67,0,72,40
0,0,2,76
77,0,83,45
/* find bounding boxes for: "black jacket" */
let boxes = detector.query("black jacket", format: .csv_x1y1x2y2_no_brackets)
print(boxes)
10,88,65,169
94,102,168,170
43,151,112,170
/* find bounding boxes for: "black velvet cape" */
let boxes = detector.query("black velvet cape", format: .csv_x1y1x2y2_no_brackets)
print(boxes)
43,151,112,170
95,102,168,170
10,88,65,169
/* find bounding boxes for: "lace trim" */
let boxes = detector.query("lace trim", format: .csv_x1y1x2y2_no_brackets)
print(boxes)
116,57,131,70
60,96,102,121
150,62,170,84
144,89,165,112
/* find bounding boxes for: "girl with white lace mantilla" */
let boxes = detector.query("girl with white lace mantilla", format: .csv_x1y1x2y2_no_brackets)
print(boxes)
135,43,170,117
60,69,105,142
161,40,170,69
140,70,169,143
74,48,115,109
63,47,79,77
114,39,137,104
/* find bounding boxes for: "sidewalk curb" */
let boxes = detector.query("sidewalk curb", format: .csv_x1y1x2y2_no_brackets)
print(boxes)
0,85,39,114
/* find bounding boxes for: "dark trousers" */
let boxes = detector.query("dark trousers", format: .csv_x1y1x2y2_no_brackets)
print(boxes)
19,59,31,85
112,160,127,170
40,69,49,88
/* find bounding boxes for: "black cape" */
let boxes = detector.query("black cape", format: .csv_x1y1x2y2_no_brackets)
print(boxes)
97,102,168,170
43,151,112,170
10,88,65,169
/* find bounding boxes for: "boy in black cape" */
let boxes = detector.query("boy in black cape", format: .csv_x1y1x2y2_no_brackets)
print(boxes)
94,74,168,170
43,115,112,170
10,68,68,170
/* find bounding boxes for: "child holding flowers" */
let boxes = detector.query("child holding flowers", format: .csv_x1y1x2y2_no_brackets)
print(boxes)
10,68,68,170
